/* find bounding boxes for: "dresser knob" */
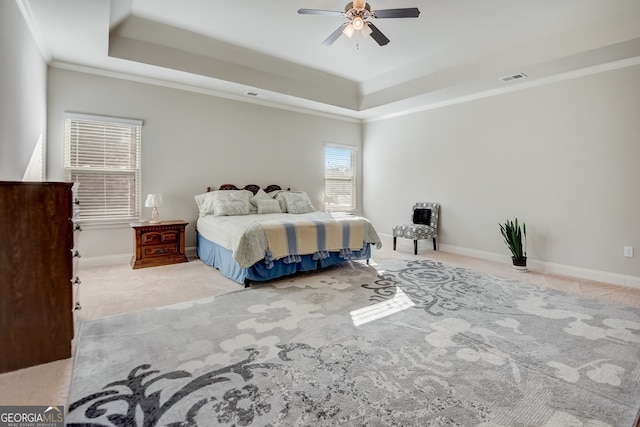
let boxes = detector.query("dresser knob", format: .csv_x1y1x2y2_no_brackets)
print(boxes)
72,277,81,285
74,301,82,311
73,250,81,258
74,224,83,232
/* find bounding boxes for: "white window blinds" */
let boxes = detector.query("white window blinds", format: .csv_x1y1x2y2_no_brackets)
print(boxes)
325,144,357,211
64,113,142,222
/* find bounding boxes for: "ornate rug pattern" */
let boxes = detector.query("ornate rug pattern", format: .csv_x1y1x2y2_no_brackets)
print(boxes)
67,259,640,426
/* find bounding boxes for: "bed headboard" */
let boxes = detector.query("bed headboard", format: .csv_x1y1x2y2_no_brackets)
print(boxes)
206,184,287,194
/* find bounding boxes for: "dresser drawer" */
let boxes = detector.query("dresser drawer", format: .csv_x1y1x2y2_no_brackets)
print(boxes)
143,244,178,258
141,230,178,246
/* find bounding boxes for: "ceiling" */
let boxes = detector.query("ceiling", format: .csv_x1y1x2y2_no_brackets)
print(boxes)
23,0,640,120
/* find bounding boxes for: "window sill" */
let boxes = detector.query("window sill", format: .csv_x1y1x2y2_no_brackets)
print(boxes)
75,220,140,230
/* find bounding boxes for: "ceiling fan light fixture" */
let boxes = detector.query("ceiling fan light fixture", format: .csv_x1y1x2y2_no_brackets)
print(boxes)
300,1,420,47
342,23,355,38
352,16,365,30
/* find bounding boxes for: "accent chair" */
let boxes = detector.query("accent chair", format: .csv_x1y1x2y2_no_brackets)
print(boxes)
392,202,439,255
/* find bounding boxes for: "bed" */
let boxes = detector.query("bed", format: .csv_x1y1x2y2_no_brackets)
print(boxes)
195,184,382,286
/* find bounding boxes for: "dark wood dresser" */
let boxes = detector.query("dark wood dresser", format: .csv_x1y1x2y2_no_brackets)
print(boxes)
130,220,189,269
0,181,76,373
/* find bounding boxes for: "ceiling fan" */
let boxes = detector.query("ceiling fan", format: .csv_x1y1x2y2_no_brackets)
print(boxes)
298,0,420,46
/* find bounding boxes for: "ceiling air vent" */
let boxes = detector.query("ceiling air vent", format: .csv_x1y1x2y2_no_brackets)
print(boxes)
501,72,527,82
245,91,270,99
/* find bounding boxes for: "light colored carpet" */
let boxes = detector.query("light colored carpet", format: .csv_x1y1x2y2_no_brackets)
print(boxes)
66,257,640,425
0,256,241,407
1,236,639,419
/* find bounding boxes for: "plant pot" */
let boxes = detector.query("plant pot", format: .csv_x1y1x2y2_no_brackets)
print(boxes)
512,256,527,272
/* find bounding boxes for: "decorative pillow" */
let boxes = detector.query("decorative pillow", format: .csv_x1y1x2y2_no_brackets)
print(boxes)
257,199,282,214
250,188,272,206
413,208,432,225
194,192,217,217
281,191,315,214
270,191,288,213
212,190,251,216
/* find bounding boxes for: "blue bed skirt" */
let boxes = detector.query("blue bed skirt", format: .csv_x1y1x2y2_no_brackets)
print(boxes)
197,232,371,285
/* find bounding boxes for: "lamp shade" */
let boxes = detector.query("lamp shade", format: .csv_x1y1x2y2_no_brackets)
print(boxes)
145,193,163,208
342,23,355,38
352,16,364,30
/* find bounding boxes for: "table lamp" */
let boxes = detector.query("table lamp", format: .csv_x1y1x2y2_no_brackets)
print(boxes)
324,194,335,212
145,193,163,224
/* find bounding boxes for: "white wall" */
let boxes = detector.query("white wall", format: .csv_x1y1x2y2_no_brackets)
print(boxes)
0,0,47,181
46,68,362,258
363,65,640,280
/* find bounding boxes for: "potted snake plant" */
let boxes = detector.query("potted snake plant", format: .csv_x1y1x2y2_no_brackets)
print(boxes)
499,218,527,271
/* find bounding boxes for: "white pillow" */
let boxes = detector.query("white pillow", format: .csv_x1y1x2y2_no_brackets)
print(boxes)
281,191,315,214
271,191,288,213
194,192,217,217
250,188,272,206
213,190,252,216
257,199,282,214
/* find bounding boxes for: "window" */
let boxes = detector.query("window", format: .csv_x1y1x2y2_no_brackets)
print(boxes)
324,144,357,211
64,113,142,223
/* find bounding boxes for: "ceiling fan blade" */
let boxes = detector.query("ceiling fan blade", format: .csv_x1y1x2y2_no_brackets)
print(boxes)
373,8,420,18
322,23,349,46
298,8,344,16
367,22,390,46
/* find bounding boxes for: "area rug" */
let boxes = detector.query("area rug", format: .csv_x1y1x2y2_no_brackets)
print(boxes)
66,259,640,426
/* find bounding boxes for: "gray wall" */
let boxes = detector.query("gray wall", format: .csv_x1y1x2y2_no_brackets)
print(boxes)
0,0,47,180
9,0,638,284
46,68,362,258
363,65,640,281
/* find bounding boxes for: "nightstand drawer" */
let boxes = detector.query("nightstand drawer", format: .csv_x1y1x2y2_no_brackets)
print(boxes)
143,244,178,258
141,230,178,245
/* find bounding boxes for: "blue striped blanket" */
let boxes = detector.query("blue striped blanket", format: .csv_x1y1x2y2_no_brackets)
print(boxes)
261,218,365,267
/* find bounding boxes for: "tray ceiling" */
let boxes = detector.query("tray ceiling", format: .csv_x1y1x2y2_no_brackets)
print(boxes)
23,0,640,120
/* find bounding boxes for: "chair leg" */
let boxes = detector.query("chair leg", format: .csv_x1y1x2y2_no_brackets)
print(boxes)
433,237,437,251
393,237,397,250
414,240,417,255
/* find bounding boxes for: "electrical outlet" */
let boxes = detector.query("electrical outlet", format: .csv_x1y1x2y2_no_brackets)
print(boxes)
624,246,634,257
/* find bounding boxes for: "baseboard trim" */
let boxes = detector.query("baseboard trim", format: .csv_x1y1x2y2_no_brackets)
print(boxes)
79,246,198,269
81,241,640,290
381,232,640,289
79,254,130,269
439,243,640,290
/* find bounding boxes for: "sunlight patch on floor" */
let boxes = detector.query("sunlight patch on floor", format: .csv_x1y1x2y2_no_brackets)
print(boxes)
350,287,415,327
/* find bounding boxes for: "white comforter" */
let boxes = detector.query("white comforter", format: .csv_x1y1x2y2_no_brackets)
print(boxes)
197,211,382,268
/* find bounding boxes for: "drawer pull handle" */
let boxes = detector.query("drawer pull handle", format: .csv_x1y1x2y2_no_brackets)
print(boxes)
72,277,81,285
74,301,82,311
74,224,83,232
73,250,81,258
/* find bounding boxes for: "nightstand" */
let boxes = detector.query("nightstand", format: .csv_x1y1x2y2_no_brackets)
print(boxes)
130,220,189,269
